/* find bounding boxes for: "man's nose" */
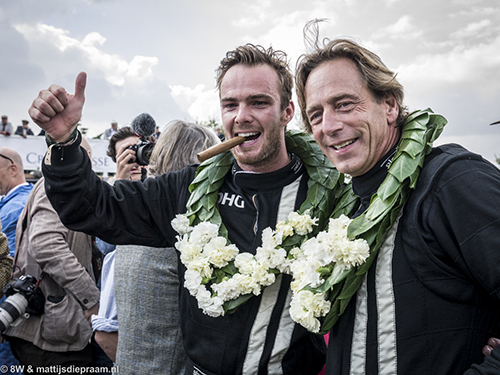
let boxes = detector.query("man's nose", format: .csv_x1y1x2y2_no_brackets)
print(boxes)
235,104,252,124
322,108,344,135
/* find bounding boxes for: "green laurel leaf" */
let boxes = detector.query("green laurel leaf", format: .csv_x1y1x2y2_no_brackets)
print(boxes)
316,109,446,333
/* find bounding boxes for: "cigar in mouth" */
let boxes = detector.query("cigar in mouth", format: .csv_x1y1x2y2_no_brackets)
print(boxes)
197,136,246,163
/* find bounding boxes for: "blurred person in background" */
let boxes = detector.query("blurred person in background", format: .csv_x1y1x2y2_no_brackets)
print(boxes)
15,120,34,138
0,116,12,136
4,137,100,369
103,121,119,140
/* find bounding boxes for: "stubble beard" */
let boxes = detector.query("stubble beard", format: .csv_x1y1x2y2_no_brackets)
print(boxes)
233,121,285,170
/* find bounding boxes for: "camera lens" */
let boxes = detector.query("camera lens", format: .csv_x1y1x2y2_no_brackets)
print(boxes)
0,293,29,333
136,143,155,166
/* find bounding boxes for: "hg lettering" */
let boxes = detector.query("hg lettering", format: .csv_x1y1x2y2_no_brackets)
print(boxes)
218,193,244,208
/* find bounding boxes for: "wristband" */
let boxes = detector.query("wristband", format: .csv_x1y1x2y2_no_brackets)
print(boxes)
45,127,79,147
44,129,81,166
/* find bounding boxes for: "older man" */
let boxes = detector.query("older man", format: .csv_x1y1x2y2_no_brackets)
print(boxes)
0,148,33,257
4,137,100,368
0,148,33,375
296,37,500,374
27,44,332,374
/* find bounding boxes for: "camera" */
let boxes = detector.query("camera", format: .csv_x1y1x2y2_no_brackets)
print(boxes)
0,275,44,334
127,139,155,166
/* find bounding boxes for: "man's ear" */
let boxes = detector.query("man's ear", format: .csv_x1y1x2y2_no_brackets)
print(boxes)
385,93,399,125
282,100,295,127
8,163,18,177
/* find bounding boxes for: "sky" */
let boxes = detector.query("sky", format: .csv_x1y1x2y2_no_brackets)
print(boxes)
1,0,500,164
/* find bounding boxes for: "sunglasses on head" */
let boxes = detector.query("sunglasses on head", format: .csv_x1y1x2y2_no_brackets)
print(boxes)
0,153,14,164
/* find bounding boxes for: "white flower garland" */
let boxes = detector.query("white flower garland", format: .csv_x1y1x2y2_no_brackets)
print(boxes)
172,110,446,333
172,211,369,331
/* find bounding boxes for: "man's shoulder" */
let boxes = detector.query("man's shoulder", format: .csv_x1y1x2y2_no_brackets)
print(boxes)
416,143,498,191
422,144,481,172
16,183,34,196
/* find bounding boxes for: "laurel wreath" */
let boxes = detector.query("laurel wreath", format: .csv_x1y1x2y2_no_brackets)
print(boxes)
183,109,446,326
184,130,357,313
316,108,446,333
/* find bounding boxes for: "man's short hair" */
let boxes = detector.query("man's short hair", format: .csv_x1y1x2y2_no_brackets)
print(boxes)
215,44,293,112
106,126,137,162
296,37,409,133
107,126,155,163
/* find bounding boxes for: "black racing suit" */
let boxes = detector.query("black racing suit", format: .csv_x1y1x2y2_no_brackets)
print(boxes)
326,144,500,375
42,135,326,375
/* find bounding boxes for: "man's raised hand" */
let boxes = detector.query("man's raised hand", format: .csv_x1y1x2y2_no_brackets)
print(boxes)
29,71,87,143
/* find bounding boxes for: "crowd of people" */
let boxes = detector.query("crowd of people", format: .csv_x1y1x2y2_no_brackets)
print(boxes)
1,22,500,375
0,116,37,138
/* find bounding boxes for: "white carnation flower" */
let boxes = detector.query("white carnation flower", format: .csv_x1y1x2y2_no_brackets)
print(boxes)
290,261,309,293
334,238,370,269
234,253,256,275
212,277,241,302
300,237,321,258
255,246,287,271
203,237,238,268
275,221,294,237
288,212,318,236
233,273,261,295
171,214,192,235
251,263,276,286
201,296,225,318
196,288,225,317
327,215,351,237
187,257,213,279
316,231,343,265
288,247,302,260
289,290,330,333
190,222,219,246
261,227,283,249
184,269,203,295
178,238,203,266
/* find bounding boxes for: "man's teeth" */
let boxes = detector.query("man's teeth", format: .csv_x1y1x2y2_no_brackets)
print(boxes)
333,139,355,150
237,132,259,143
238,132,259,138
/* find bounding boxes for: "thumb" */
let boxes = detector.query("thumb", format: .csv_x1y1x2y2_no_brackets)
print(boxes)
74,71,87,101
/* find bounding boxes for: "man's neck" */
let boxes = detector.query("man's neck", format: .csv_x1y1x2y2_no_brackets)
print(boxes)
4,181,28,197
236,150,291,174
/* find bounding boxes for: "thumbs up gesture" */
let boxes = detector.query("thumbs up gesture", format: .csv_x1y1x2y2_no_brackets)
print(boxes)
29,72,87,143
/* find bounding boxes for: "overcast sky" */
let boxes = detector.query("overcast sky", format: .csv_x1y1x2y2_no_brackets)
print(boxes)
1,0,499,164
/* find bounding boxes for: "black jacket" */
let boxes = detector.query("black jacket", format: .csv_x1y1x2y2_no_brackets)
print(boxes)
326,144,500,375
42,134,326,375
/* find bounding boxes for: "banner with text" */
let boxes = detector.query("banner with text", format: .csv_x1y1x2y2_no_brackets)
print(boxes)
1,135,115,173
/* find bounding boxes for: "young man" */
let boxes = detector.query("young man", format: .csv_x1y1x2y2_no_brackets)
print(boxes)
28,44,328,374
296,37,500,374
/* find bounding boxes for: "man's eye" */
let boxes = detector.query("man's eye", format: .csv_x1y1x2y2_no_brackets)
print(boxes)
338,102,353,110
309,112,322,124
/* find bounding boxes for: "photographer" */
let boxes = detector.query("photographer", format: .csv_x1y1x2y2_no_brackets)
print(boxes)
106,126,154,183
3,137,100,368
